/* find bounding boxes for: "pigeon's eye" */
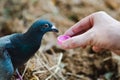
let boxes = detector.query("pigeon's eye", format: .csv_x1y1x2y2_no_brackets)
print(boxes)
43,24,49,28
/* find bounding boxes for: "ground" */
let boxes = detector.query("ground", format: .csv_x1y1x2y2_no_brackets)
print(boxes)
0,0,120,80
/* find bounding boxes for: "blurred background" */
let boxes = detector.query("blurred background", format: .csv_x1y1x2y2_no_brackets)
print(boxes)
0,0,120,80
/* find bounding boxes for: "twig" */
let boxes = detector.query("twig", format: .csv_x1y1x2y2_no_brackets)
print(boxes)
45,53,65,80
21,60,30,78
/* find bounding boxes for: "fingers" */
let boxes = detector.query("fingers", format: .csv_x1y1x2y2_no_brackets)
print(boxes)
64,14,93,37
64,11,119,37
61,11,120,51
61,29,94,49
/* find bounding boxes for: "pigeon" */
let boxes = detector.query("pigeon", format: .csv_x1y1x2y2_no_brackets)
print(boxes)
0,19,58,80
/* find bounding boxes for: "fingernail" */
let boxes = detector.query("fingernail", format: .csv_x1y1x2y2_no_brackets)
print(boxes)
57,35,71,45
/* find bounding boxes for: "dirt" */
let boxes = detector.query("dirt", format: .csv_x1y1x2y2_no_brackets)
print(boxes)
0,0,120,80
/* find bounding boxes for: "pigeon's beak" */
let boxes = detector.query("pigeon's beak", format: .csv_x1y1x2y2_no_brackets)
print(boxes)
51,25,59,32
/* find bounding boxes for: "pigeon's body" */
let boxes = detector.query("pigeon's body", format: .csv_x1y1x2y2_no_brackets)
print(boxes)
0,19,58,80
7,33,39,67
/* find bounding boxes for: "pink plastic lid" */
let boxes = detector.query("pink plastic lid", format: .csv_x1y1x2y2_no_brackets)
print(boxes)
57,35,71,45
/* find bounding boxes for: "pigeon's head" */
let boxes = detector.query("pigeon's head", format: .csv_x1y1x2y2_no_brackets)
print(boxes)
29,19,58,34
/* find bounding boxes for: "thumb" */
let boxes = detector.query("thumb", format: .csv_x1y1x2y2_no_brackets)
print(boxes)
61,29,94,49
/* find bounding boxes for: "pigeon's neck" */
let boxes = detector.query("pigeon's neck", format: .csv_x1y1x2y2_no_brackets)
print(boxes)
23,30,44,44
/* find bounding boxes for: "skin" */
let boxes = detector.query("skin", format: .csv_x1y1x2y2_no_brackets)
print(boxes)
61,11,120,55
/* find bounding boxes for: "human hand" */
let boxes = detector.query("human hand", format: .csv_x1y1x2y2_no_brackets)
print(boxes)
61,11,120,54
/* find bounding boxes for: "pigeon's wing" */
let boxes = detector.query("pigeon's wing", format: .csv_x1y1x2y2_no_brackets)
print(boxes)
0,47,14,80
0,34,15,47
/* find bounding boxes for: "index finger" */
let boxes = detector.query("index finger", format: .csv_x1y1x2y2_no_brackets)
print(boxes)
64,14,93,37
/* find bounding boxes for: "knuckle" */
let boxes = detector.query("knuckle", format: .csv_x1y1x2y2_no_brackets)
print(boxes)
92,11,107,17
97,11,106,15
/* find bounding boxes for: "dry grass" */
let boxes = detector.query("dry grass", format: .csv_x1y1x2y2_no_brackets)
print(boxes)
20,48,65,80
